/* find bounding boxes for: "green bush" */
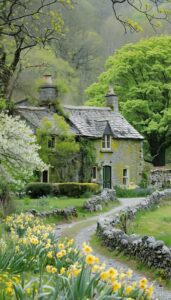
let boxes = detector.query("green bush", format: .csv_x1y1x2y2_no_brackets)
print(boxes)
26,182,100,198
53,182,99,197
114,186,153,198
25,183,53,198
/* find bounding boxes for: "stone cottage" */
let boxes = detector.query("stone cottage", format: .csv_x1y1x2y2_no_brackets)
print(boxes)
15,76,144,188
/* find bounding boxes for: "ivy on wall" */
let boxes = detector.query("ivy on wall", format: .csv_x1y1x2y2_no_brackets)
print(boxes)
78,138,96,182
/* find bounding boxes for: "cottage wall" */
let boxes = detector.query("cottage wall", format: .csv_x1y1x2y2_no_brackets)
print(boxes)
93,139,143,187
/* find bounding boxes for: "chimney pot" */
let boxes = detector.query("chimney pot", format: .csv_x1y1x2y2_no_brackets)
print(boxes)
43,74,53,85
105,86,119,112
39,75,58,106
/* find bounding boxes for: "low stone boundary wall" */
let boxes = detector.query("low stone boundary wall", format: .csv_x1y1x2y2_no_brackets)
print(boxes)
83,189,116,212
149,169,171,189
28,207,78,219
97,189,171,278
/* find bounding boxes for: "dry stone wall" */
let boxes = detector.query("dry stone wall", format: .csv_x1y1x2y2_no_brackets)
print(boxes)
28,207,77,219
149,169,171,189
97,190,171,278
83,189,116,212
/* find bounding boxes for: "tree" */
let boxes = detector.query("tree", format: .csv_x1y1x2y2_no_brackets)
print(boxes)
0,112,46,186
109,0,171,32
85,36,171,166
37,113,80,182
12,46,79,105
0,0,72,102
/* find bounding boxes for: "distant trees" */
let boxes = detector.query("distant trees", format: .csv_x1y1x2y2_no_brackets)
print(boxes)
0,0,72,103
85,36,171,166
109,0,171,32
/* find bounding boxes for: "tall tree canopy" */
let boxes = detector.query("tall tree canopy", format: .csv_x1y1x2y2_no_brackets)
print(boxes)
0,0,72,102
85,36,171,167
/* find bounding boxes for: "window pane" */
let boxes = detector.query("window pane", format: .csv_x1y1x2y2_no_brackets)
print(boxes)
48,136,55,148
92,167,97,179
123,169,127,177
107,135,110,148
102,137,105,148
123,177,127,185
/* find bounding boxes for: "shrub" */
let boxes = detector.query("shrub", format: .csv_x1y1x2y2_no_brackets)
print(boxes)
114,186,153,198
25,183,53,198
53,182,100,197
25,182,100,198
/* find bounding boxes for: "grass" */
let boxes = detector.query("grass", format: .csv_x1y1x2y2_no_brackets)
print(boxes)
15,196,87,212
90,234,171,289
14,196,120,224
114,186,153,198
129,205,171,246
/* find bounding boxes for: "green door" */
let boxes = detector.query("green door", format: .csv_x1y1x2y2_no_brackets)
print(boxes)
103,166,111,188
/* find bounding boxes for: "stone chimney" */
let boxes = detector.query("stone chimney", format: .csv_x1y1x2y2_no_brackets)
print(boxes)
105,86,119,112
39,74,58,106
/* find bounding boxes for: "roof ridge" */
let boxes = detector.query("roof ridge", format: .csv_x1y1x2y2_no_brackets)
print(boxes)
15,106,47,111
63,105,111,110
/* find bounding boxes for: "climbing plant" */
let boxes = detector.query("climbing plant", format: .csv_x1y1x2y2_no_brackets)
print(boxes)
78,138,96,182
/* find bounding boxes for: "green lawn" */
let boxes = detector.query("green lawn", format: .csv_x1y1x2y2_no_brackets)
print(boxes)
14,196,120,224
129,205,171,246
15,196,87,212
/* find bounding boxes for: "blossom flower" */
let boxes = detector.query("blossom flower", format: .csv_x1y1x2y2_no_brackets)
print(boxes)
85,255,96,265
112,281,121,292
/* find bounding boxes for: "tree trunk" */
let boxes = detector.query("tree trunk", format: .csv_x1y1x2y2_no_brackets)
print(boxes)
150,144,166,166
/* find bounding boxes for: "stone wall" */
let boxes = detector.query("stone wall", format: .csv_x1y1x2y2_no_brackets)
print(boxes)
93,139,143,187
97,190,171,278
83,189,116,212
28,207,77,219
149,169,171,189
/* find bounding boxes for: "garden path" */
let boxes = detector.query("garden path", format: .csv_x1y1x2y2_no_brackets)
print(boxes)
55,198,171,300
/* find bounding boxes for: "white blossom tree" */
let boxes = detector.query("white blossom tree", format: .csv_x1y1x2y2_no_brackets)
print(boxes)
0,113,46,187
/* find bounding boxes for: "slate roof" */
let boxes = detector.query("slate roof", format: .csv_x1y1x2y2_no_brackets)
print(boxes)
63,105,144,140
14,104,143,140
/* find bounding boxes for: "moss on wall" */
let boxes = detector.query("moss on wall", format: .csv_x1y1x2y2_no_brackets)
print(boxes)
92,138,142,187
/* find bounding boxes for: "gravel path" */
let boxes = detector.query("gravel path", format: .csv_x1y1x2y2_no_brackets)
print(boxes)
56,198,171,300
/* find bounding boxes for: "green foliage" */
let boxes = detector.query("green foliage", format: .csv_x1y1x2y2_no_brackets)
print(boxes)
15,47,79,104
37,113,80,182
53,182,100,197
85,36,171,166
79,138,96,182
25,183,53,198
114,186,153,198
25,182,100,198
0,0,72,99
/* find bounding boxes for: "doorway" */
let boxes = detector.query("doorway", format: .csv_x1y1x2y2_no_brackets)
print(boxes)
103,166,112,188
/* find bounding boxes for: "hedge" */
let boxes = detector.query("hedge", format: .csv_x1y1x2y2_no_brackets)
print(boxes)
25,182,100,198
25,183,53,198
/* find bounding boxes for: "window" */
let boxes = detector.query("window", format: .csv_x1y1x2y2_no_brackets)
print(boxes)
48,136,55,148
123,168,129,186
102,135,111,150
91,166,97,180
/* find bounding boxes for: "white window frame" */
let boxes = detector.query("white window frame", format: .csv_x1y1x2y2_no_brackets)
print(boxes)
123,168,129,186
102,135,111,150
91,166,97,181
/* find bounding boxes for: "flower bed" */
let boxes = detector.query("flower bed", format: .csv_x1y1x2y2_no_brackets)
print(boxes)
0,212,154,299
